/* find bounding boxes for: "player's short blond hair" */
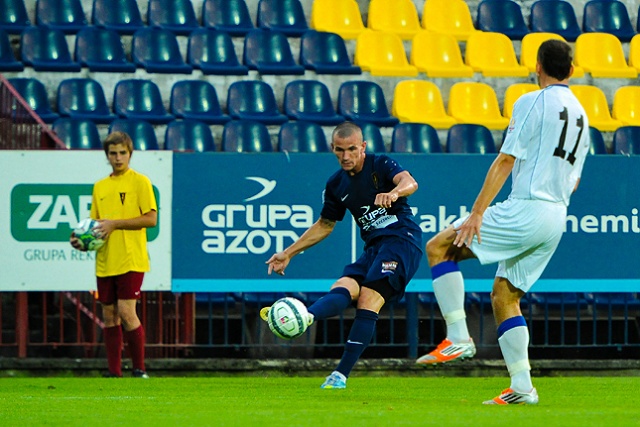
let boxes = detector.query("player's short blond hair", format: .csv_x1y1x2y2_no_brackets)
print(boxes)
332,122,363,142
103,131,134,156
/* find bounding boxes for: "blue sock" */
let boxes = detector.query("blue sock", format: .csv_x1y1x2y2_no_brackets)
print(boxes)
335,309,378,378
308,287,352,321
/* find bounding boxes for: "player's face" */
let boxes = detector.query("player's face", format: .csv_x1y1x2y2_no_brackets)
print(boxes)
107,143,131,176
332,133,366,175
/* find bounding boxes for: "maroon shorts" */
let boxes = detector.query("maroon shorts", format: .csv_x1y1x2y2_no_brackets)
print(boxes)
96,271,144,305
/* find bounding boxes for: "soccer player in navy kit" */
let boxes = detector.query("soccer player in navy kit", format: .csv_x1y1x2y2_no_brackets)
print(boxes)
262,122,423,389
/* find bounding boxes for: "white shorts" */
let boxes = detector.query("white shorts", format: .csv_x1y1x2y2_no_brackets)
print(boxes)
453,198,567,292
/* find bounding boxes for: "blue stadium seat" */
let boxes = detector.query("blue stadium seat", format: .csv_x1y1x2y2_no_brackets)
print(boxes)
299,30,361,74
75,26,136,72
52,118,102,150
338,81,399,127
92,0,144,35
529,0,582,42
21,26,81,71
446,124,497,154
195,292,237,308
0,29,23,71
57,78,116,124
243,29,305,75
109,118,160,150
588,126,607,154
221,120,273,152
187,28,249,75
227,81,288,125
357,122,386,153
528,292,589,309
8,77,59,123
147,0,199,35
283,80,344,125
113,79,174,124
583,292,640,308
36,0,87,34
476,0,529,40
164,120,216,152
237,292,286,306
278,121,329,152
202,0,254,36
583,0,636,42
0,0,30,34
257,0,308,37
170,80,230,125
613,126,640,154
132,27,193,74
391,123,442,153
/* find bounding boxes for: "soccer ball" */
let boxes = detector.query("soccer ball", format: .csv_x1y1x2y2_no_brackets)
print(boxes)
267,297,310,340
72,218,104,251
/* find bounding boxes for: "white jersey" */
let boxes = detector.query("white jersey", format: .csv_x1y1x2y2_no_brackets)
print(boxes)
501,84,589,206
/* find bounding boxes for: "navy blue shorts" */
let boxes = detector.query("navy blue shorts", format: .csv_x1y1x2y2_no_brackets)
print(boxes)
342,236,422,303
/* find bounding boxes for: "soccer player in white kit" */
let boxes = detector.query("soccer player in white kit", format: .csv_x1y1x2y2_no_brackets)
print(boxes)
416,39,590,404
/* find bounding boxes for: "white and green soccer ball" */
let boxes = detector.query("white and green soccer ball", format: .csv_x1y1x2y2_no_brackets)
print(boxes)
73,218,105,251
267,297,310,340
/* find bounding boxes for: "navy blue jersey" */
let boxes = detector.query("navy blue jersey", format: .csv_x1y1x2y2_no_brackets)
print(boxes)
320,154,422,250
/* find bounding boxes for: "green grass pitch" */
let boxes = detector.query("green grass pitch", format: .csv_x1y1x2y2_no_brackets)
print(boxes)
0,377,638,427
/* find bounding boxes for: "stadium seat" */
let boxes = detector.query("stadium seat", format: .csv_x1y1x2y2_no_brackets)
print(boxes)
583,292,640,307
227,81,288,125
410,30,473,78
113,79,174,124
421,0,479,41
257,0,308,37
277,121,330,153
21,26,81,72
170,80,230,125
283,80,344,125
164,120,216,152
519,32,585,78
338,80,399,127
310,0,365,40
475,0,529,40
57,78,116,124
109,118,159,150
221,120,273,152
529,0,582,41
75,26,136,73
583,0,636,42
354,30,418,77
0,0,30,34
132,27,193,74
588,126,607,154
465,31,529,77
612,86,640,126
446,124,497,154
36,0,87,34
52,118,102,150
570,85,622,132
503,83,540,119
574,33,638,78
243,29,305,75
187,28,249,75
8,77,59,123
391,123,441,153
629,34,640,72
299,30,361,74
448,82,510,130
392,80,456,129
147,0,199,35
202,0,254,36
367,0,421,40
0,29,22,71
92,0,143,35
612,126,640,154
358,122,386,153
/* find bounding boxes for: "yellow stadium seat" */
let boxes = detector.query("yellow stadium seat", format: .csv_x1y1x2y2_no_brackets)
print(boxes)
410,30,474,77
503,83,539,118
392,80,457,128
570,85,622,132
465,32,529,77
628,34,640,72
612,86,640,126
355,30,418,76
574,33,638,78
367,0,421,40
447,82,510,130
310,0,365,40
519,32,584,78
421,0,480,41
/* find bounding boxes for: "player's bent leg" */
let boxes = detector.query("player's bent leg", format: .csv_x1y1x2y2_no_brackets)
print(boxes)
483,387,539,405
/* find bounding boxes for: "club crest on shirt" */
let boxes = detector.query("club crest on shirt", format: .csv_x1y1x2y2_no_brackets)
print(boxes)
371,172,379,189
507,116,516,133
381,260,398,273
120,192,126,204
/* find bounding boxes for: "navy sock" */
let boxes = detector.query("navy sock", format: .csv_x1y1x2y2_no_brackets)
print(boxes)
308,287,352,321
335,309,378,378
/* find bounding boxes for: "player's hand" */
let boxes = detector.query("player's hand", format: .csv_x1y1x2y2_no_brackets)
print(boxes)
94,219,113,239
374,192,398,209
453,212,483,248
69,233,86,252
266,251,291,276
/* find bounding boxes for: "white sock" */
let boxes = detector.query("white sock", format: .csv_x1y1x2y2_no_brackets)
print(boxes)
498,326,533,393
432,270,470,343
